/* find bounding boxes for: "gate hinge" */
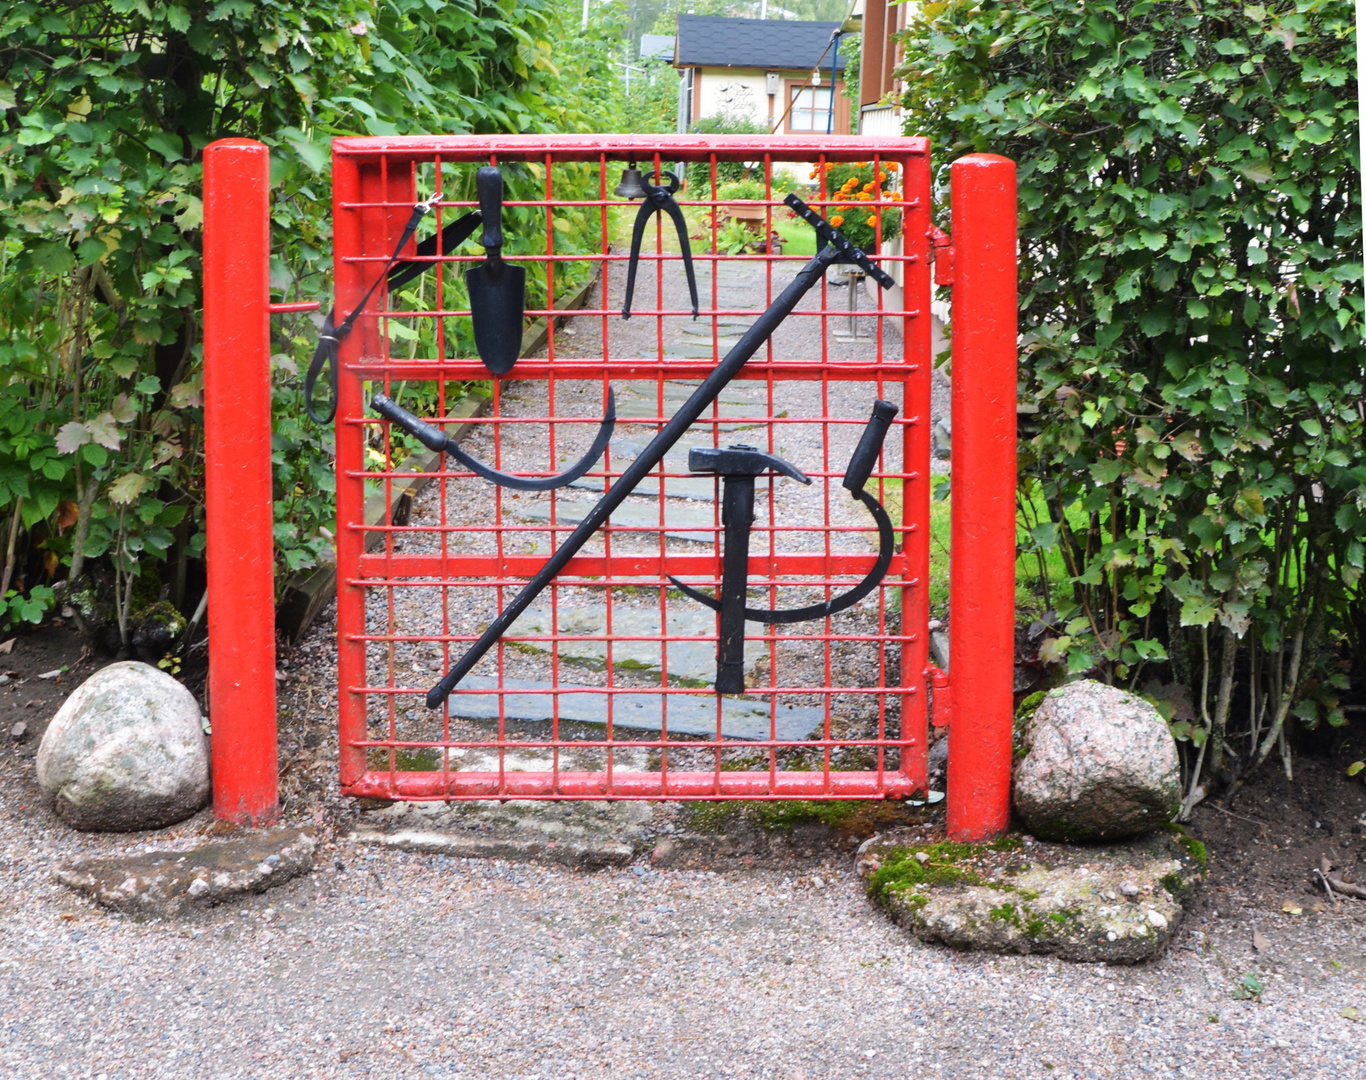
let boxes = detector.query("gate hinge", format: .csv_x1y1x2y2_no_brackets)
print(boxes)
928,226,954,287
926,664,951,727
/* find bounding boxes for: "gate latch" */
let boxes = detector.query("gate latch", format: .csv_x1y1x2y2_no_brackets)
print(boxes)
929,226,954,287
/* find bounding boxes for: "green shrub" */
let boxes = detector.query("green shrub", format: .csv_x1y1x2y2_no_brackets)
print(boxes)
899,0,1364,802
687,112,769,193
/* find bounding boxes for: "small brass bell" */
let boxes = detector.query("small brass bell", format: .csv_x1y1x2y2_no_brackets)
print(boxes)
614,163,649,200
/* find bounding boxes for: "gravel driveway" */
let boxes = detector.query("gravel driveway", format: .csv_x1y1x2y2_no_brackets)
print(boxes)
2,831,1364,1079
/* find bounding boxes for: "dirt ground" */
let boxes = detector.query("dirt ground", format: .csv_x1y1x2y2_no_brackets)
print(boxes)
7,620,1364,908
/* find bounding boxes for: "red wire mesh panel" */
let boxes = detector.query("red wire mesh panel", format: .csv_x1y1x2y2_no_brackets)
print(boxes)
332,135,933,802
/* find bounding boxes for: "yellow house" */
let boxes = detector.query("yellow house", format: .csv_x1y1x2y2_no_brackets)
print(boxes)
673,15,852,135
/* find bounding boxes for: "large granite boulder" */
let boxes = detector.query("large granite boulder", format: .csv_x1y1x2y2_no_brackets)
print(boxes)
1013,680,1179,842
37,661,210,831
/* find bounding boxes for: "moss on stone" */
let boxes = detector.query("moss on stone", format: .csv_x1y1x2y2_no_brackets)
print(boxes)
750,800,859,832
1160,823,1208,867
1015,690,1048,721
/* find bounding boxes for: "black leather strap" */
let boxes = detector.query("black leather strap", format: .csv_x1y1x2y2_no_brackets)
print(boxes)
304,206,482,424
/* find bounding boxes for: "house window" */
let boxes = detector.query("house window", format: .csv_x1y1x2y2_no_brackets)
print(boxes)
787,84,834,133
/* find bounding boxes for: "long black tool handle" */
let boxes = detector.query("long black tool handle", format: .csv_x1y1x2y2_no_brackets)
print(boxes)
427,194,890,708
475,166,505,276
715,477,757,695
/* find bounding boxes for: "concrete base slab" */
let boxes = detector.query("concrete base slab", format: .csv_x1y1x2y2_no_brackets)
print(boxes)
55,827,316,917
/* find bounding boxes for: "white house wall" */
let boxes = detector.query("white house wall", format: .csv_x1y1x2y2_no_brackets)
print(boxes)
694,69,772,127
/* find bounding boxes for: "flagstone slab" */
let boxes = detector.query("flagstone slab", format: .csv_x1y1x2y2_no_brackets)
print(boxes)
511,499,718,543
505,604,762,684
444,676,825,741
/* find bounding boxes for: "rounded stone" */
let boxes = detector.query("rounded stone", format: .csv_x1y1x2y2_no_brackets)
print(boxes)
1013,679,1180,842
37,661,210,832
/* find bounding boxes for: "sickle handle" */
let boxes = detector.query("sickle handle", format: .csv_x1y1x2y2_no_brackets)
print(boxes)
370,391,616,493
843,399,899,493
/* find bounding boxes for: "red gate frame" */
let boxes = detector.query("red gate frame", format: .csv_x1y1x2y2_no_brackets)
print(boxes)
201,135,1016,840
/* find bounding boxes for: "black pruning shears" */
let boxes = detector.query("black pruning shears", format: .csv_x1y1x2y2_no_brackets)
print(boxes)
619,162,699,321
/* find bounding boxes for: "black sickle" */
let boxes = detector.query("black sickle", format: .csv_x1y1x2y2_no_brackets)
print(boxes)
622,170,699,321
668,485,894,623
668,400,900,625
369,391,616,492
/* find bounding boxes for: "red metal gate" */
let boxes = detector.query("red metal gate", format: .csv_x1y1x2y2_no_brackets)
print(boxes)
321,135,1010,825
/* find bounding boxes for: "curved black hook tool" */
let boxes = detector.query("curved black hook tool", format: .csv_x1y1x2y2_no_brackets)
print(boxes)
668,400,899,636
619,165,698,320
370,390,616,492
425,193,895,709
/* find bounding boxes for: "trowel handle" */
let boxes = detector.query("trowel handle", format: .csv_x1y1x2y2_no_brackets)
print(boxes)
842,399,899,494
475,166,504,261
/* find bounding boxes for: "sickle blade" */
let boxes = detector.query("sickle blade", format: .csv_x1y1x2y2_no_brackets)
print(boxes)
742,488,895,624
667,487,895,625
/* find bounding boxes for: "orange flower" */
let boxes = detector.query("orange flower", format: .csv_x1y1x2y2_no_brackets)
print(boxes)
885,163,899,172
857,192,872,201
823,162,834,170
876,171,886,182
862,182,875,193
829,214,845,227
865,215,877,227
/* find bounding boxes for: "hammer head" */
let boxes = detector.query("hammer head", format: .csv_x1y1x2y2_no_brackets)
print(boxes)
687,444,811,484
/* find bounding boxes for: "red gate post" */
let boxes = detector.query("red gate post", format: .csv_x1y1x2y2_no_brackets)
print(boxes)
947,153,1017,841
202,139,279,826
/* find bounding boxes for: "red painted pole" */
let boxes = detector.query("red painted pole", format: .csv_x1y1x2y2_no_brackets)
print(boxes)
202,138,279,826
947,153,1016,841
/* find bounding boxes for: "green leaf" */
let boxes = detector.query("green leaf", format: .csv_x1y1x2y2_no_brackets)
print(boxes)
30,243,76,275
145,132,184,162
1152,99,1184,125
1348,762,1365,777
106,473,149,505
283,133,330,174
1179,596,1217,627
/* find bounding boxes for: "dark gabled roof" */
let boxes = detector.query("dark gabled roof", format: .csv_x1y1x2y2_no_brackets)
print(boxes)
674,16,847,72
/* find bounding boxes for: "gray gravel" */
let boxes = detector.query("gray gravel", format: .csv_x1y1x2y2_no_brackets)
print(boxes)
1,831,1364,1078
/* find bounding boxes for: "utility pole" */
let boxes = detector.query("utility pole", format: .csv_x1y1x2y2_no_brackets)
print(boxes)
582,0,589,31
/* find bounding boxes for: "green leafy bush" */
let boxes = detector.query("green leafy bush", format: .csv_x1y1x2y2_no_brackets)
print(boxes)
687,112,769,193
899,0,1364,801
0,0,603,638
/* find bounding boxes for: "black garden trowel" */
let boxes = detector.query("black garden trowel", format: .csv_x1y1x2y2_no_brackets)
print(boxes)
466,166,525,376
